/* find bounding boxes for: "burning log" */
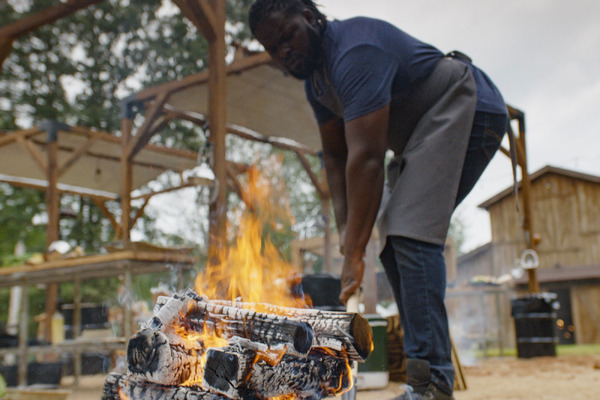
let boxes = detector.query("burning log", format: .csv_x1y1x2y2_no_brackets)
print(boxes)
150,292,315,357
208,299,373,361
203,346,351,399
107,290,372,399
127,329,205,385
102,372,229,400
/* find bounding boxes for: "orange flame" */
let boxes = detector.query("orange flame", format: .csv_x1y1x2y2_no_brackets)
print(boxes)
118,386,129,400
187,158,357,399
195,158,309,308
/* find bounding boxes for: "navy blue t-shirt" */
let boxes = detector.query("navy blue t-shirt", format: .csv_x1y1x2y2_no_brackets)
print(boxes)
305,17,506,125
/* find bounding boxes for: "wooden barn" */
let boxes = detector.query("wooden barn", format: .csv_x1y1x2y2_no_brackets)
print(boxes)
451,165,600,349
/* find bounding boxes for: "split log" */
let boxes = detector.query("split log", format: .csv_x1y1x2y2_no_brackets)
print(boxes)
101,372,229,400
127,329,205,385
203,346,351,399
150,293,315,357
118,290,370,398
207,298,372,361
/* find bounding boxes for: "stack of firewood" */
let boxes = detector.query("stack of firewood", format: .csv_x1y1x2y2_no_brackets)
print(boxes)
101,290,372,400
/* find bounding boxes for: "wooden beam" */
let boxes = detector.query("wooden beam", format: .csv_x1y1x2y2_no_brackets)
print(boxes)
126,93,169,161
207,0,227,265
0,0,106,38
130,180,214,201
15,135,47,172
65,124,197,161
165,108,317,156
120,117,133,244
193,0,218,41
0,176,116,202
225,162,244,200
294,149,327,198
172,0,217,42
91,198,121,237
135,51,272,102
129,197,150,230
0,37,14,71
57,137,99,177
0,127,41,147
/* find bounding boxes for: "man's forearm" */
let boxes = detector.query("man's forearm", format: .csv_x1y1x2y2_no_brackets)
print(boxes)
343,154,384,259
323,155,348,233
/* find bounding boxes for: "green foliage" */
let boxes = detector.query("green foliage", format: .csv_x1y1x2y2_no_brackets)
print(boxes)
0,370,6,398
0,184,47,258
0,0,266,257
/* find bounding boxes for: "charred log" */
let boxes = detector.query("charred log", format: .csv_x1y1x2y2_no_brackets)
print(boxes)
150,293,315,357
101,372,229,400
109,290,372,399
127,329,204,385
203,346,352,400
207,298,372,361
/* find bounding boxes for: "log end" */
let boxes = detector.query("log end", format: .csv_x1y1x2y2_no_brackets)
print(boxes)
350,313,373,360
203,349,241,397
293,321,314,355
127,329,169,375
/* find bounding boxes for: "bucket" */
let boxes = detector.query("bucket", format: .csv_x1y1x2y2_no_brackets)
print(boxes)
511,293,558,358
357,314,389,390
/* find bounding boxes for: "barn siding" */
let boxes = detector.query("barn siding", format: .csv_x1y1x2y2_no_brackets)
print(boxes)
457,167,600,350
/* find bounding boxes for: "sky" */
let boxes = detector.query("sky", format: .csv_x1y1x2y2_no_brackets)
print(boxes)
313,0,600,252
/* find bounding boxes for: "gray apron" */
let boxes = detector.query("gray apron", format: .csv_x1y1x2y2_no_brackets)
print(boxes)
377,57,477,247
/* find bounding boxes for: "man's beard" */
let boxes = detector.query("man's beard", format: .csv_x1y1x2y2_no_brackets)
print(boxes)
287,25,322,80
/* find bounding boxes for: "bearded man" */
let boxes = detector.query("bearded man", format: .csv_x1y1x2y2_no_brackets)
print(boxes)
249,1,508,399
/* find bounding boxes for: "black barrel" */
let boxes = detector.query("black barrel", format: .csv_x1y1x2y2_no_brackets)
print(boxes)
511,293,559,358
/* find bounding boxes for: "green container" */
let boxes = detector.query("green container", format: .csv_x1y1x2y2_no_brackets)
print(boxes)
357,314,389,390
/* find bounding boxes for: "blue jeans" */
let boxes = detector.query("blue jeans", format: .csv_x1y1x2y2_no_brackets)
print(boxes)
380,111,507,394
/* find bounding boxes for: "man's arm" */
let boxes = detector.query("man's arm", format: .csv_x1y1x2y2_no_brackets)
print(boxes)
339,104,389,304
319,116,348,245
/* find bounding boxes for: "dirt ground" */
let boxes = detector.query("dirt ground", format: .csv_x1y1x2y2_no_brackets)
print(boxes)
55,354,599,400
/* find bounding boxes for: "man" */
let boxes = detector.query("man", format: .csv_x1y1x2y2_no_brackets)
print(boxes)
249,1,508,399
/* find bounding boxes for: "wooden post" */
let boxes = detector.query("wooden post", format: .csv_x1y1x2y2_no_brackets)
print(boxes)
321,197,332,272
18,285,28,386
123,266,133,340
206,0,228,265
515,113,540,293
120,107,134,244
73,278,82,385
44,122,60,343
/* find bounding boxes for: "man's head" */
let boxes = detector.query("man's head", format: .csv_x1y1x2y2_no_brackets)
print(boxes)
249,0,326,79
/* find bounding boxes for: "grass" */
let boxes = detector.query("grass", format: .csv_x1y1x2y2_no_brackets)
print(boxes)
556,343,600,356
474,344,600,358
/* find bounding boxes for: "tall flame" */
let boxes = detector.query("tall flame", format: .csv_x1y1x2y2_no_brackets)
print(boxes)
195,157,309,308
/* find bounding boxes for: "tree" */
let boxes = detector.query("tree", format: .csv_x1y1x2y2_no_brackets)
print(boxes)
0,0,262,255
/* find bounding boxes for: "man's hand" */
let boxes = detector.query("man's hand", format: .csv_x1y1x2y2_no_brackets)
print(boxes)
339,254,365,305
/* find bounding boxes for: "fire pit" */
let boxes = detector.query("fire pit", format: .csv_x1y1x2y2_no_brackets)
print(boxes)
102,164,372,399
102,290,372,399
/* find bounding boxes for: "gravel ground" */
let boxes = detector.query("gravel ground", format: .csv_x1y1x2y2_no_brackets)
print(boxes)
50,354,600,400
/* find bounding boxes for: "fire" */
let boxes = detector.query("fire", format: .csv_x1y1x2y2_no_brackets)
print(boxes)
118,386,129,400
178,158,358,400
195,158,309,308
